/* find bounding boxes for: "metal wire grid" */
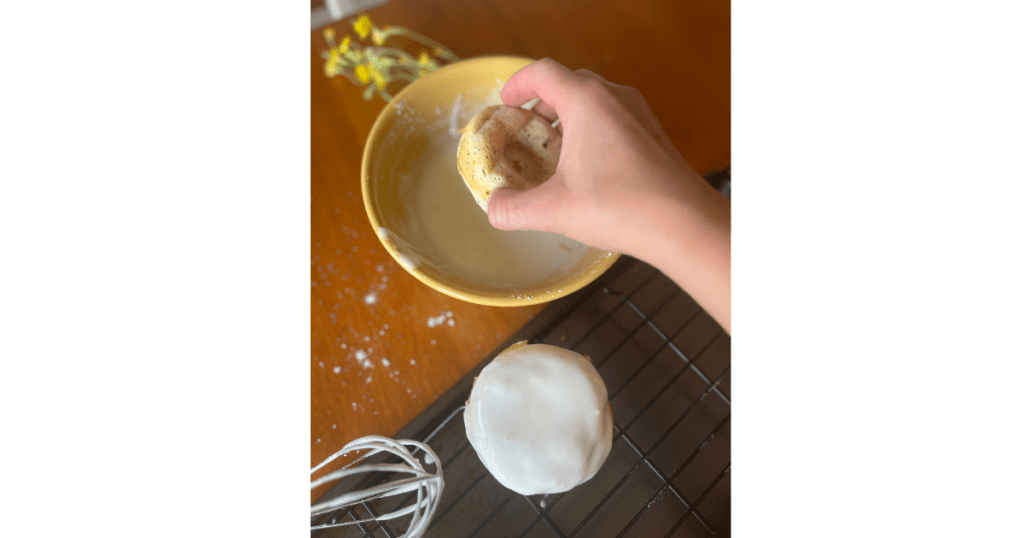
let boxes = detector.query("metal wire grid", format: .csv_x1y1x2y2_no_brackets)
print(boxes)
313,257,731,537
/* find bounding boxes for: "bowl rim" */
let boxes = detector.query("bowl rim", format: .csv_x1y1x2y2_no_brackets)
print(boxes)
360,55,621,307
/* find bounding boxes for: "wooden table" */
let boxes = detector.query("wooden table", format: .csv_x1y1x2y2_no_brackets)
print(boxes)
310,0,729,501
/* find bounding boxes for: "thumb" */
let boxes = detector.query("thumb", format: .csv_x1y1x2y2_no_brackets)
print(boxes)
487,177,561,232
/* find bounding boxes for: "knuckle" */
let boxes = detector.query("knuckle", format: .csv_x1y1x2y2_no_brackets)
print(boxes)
534,57,560,74
612,84,643,104
578,77,608,96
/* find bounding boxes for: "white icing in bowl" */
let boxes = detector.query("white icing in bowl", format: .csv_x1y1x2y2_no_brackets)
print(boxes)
464,343,614,495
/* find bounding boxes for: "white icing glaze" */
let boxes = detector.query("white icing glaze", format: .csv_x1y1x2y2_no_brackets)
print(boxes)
378,227,424,271
373,88,598,296
398,130,590,290
464,344,613,495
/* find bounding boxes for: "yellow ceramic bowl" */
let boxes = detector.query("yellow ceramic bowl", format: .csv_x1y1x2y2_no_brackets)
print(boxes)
361,56,619,307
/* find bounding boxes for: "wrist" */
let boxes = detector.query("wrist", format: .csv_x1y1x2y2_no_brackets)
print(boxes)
632,185,731,332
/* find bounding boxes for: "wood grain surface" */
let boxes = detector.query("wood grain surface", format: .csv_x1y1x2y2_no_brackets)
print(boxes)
310,0,729,502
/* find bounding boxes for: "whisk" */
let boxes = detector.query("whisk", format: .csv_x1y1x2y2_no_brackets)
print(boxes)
310,435,444,537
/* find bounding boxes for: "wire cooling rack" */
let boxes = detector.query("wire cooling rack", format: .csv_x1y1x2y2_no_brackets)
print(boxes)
312,251,732,538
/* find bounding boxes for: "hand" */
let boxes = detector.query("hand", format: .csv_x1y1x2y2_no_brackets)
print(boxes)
489,58,731,332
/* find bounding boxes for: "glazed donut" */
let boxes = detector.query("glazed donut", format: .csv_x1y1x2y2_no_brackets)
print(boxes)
456,105,561,212
464,342,613,495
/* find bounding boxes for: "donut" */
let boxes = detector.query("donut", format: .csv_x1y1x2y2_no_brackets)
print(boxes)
456,105,562,212
464,341,614,495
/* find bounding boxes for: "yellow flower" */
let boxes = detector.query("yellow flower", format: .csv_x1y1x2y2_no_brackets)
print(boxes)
339,36,351,54
355,63,388,89
324,56,340,77
324,45,343,77
353,14,372,39
417,51,432,67
323,27,335,43
355,64,371,84
368,64,387,89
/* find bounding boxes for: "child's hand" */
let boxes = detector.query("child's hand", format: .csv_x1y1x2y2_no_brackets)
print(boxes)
489,59,731,332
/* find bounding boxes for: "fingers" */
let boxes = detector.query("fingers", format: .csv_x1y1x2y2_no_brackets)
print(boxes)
529,100,559,123
502,60,682,179
501,58,579,113
487,178,562,232
505,61,664,140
